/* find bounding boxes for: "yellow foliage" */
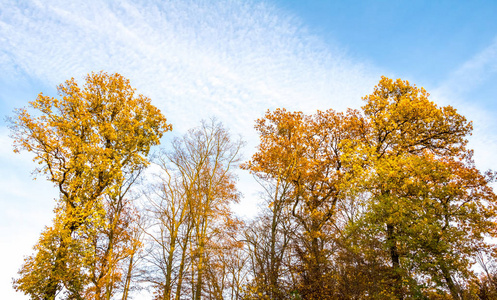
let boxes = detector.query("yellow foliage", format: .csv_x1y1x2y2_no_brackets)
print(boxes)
11,71,171,299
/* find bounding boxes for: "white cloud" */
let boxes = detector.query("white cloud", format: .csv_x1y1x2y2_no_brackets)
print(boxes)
0,0,379,135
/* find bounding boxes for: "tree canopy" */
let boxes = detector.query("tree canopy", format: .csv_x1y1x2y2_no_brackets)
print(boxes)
11,71,171,300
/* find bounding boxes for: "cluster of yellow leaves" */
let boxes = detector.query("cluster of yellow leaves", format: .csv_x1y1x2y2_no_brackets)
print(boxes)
11,72,170,210
244,76,497,299
11,72,171,300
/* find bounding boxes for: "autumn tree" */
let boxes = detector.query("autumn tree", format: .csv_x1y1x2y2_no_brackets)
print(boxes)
351,76,497,298
143,152,194,300
244,108,366,299
11,71,171,300
144,119,245,300
243,177,294,300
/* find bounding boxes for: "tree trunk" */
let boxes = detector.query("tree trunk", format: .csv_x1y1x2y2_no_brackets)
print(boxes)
441,263,461,300
387,223,403,300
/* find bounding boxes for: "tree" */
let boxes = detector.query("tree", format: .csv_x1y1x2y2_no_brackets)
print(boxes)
11,71,171,299
243,177,294,300
353,76,497,298
143,119,244,300
143,152,195,300
245,108,366,299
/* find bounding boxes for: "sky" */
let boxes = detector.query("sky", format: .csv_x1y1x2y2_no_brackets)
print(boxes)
1,0,496,298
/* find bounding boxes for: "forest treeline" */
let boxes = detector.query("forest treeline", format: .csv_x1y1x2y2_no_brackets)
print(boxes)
10,72,497,300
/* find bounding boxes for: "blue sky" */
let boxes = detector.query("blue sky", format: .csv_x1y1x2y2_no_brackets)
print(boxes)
277,1,497,85
1,1,496,298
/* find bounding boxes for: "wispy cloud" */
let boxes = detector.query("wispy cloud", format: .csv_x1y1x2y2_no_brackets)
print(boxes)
432,36,497,170
436,37,497,97
0,0,379,138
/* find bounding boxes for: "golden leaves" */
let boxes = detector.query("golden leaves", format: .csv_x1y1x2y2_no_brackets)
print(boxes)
245,76,496,298
11,71,171,299
11,71,171,210
363,76,472,158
